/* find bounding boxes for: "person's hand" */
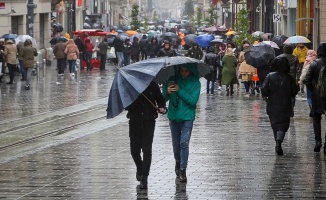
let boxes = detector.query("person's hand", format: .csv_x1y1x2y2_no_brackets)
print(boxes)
167,84,179,94
158,107,167,114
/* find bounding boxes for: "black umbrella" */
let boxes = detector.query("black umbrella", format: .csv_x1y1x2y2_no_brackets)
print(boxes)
209,38,225,46
272,35,288,47
244,43,275,68
106,57,211,118
160,32,178,40
184,34,196,46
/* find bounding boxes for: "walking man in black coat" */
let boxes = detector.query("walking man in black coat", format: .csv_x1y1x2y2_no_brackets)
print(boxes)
126,82,166,189
261,57,298,155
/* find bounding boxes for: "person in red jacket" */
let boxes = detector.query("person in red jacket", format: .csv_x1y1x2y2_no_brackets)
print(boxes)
84,37,94,71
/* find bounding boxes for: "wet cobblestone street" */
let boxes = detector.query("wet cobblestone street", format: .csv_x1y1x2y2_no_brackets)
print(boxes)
0,63,325,199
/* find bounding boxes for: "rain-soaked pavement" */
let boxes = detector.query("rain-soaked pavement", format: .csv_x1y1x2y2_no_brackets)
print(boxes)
0,62,325,199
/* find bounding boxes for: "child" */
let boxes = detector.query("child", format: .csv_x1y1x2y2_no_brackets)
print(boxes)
261,57,298,155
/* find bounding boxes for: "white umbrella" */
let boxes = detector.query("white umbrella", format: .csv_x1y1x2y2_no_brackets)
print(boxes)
15,35,38,49
262,41,280,49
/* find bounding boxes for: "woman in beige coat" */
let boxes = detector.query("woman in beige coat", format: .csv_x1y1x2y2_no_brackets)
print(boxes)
64,39,79,76
4,40,17,84
238,43,257,95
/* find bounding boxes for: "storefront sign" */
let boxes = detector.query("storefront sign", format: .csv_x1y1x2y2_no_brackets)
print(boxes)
0,3,5,9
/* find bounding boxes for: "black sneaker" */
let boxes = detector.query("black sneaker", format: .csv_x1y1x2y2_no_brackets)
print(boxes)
139,176,148,189
136,172,141,181
179,169,187,182
25,85,30,90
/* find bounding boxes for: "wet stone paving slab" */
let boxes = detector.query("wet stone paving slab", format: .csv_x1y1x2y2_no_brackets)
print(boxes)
0,64,325,199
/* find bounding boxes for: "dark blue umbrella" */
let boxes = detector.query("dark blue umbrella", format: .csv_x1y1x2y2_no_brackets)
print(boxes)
1,33,17,40
107,56,211,118
195,34,214,47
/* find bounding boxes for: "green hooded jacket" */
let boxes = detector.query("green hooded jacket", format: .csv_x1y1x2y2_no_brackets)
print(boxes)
162,63,201,122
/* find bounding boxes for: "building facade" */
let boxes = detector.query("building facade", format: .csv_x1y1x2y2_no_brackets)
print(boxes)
0,0,52,49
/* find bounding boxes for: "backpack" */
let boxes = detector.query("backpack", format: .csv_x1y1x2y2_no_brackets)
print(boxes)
316,60,326,100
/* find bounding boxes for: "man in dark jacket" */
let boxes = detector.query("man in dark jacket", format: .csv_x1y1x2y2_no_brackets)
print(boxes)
123,38,131,66
74,35,85,67
303,42,326,153
261,57,298,156
147,37,160,58
97,38,108,71
131,37,140,62
139,35,148,60
275,44,299,117
113,36,124,68
157,40,176,57
53,38,67,75
126,82,166,189
184,42,203,60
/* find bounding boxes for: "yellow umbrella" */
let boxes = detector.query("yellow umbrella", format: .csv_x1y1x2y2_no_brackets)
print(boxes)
225,30,236,36
126,30,138,37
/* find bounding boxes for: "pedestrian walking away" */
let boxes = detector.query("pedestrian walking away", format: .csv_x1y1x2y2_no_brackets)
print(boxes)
303,42,326,153
20,39,38,90
53,37,67,75
293,43,308,93
275,44,299,117
3,40,17,84
221,48,238,96
204,46,218,95
97,38,108,71
84,37,94,71
64,39,79,76
261,57,298,156
162,64,201,182
126,82,166,189
300,49,317,117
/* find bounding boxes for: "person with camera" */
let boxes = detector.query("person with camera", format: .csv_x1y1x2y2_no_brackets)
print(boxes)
162,64,201,182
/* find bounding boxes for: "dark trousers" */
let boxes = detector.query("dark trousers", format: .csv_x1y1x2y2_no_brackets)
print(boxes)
99,53,106,70
57,58,66,74
141,51,147,60
7,63,16,83
129,118,155,177
313,111,323,142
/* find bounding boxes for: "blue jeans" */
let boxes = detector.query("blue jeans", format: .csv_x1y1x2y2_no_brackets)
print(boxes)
19,60,25,80
169,120,193,169
124,54,130,66
68,60,76,73
116,51,124,68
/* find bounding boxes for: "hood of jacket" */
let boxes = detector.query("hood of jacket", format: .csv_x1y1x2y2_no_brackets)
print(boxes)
24,39,32,46
272,56,290,73
175,63,199,79
317,42,326,58
6,40,14,44
84,37,91,43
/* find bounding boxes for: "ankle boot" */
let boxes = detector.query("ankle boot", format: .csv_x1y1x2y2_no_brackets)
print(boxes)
139,176,148,189
275,141,283,155
275,131,285,155
226,88,230,96
179,169,187,182
314,140,322,152
175,160,180,177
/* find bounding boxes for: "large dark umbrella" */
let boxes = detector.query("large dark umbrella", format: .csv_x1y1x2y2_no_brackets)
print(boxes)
244,43,275,68
184,34,196,46
107,57,211,118
209,38,225,46
272,35,288,47
160,32,178,40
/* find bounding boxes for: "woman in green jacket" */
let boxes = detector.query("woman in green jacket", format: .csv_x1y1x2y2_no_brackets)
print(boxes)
162,64,201,182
